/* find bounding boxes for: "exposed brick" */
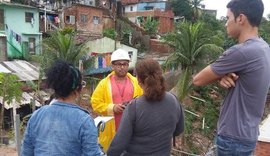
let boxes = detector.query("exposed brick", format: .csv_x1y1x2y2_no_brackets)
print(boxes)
64,4,104,36
255,141,270,156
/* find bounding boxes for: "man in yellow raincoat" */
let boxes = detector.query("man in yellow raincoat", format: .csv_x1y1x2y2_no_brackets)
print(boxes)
91,49,143,152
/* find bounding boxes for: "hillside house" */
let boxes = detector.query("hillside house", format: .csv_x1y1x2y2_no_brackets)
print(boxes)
0,2,42,59
121,0,174,34
64,4,105,38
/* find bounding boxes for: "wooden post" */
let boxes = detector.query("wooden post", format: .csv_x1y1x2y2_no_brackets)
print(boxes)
13,99,21,155
15,114,21,156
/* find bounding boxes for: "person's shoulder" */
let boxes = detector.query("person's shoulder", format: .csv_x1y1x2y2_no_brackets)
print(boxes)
126,73,138,82
28,105,50,120
72,105,90,116
165,92,182,106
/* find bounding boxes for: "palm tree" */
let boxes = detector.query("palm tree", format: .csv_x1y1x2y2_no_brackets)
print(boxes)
163,21,223,101
42,29,89,66
30,29,93,107
190,0,204,21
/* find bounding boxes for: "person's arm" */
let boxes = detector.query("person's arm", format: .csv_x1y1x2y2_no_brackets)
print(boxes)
80,116,102,156
107,103,135,156
193,65,222,86
91,79,113,115
20,119,34,156
219,73,239,88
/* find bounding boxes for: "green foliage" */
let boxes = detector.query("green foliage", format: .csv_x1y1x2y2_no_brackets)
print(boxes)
120,28,132,46
163,21,223,103
163,21,223,72
0,73,23,130
143,16,159,35
60,27,75,35
169,0,192,20
184,106,197,136
199,13,226,34
259,17,270,43
190,0,204,21
42,30,88,66
192,84,225,138
103,28,117,40
223,37,237,50
177,67,193,101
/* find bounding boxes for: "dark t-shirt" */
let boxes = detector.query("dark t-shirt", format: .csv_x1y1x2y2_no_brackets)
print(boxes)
211,38,270,141
107,92,184,156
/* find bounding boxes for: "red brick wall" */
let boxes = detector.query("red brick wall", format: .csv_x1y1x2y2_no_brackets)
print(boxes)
158,17,173,34
64,5,104,35
149,39,171,53
255,141,270,156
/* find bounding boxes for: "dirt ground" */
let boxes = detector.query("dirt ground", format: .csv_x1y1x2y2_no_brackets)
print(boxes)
0,146,18,156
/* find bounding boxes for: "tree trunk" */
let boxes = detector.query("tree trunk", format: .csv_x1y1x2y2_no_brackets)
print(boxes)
0,99,4,130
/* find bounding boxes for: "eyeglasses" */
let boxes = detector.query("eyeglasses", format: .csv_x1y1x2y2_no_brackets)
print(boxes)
113,63,129,68
81,81,86,88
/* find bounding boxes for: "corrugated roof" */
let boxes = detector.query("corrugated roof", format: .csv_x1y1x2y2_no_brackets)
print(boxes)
0,60,40,81
0,33,6,37
258,114,270,143
0,91,50,109
84,66,112,75
0,2,38,9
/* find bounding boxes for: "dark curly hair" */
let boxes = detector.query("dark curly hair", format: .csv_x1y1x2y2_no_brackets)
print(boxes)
45,60,82,98
135,58,166,101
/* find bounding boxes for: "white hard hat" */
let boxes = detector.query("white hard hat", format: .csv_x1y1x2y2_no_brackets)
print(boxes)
111,49,130,63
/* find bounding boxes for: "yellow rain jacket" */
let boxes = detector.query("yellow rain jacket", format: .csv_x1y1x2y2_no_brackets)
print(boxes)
91,71,143,152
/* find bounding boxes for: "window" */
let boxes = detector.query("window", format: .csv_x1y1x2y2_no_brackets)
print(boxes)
0,9,4,30
80,14,87,23
123,7,125,13
130,6,133,11
93,16,100,24
25,12,34,23
66,15,75,24
28,38,36,55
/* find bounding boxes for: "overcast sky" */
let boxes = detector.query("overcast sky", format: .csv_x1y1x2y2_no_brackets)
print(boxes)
202,0,270,19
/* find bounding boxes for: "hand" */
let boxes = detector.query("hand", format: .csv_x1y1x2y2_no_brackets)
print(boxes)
113,104,125,114
219,73,239,89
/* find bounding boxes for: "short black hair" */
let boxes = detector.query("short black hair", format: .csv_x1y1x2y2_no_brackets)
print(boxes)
45,60,82,98
227,0,264,27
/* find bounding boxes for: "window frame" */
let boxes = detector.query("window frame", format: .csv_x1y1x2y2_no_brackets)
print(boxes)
25,12,34,23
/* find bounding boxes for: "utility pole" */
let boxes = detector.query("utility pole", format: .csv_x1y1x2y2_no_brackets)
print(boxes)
114,1,117,50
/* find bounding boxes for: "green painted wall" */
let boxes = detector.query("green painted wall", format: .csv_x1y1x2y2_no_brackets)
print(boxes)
0,3,41,59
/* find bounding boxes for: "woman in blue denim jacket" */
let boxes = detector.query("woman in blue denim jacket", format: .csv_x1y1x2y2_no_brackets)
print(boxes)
21,60,101,156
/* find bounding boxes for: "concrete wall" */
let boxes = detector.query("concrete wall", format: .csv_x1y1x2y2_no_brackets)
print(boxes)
137,2,166,11
0,35,7,61
123,4,138,13
85,37,138,69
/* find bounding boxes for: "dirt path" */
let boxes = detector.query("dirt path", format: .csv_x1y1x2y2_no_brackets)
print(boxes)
0,146,18,156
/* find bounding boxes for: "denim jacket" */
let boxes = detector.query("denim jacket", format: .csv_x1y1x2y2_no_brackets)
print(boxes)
21,101,101,156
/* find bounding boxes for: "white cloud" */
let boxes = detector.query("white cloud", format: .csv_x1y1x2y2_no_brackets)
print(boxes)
202,0,270,19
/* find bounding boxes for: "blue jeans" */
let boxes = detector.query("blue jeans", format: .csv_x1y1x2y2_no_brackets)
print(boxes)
215,135,256,156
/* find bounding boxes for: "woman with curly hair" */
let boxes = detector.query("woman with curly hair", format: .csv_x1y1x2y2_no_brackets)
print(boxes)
21,60,101,156
107,58,184,156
